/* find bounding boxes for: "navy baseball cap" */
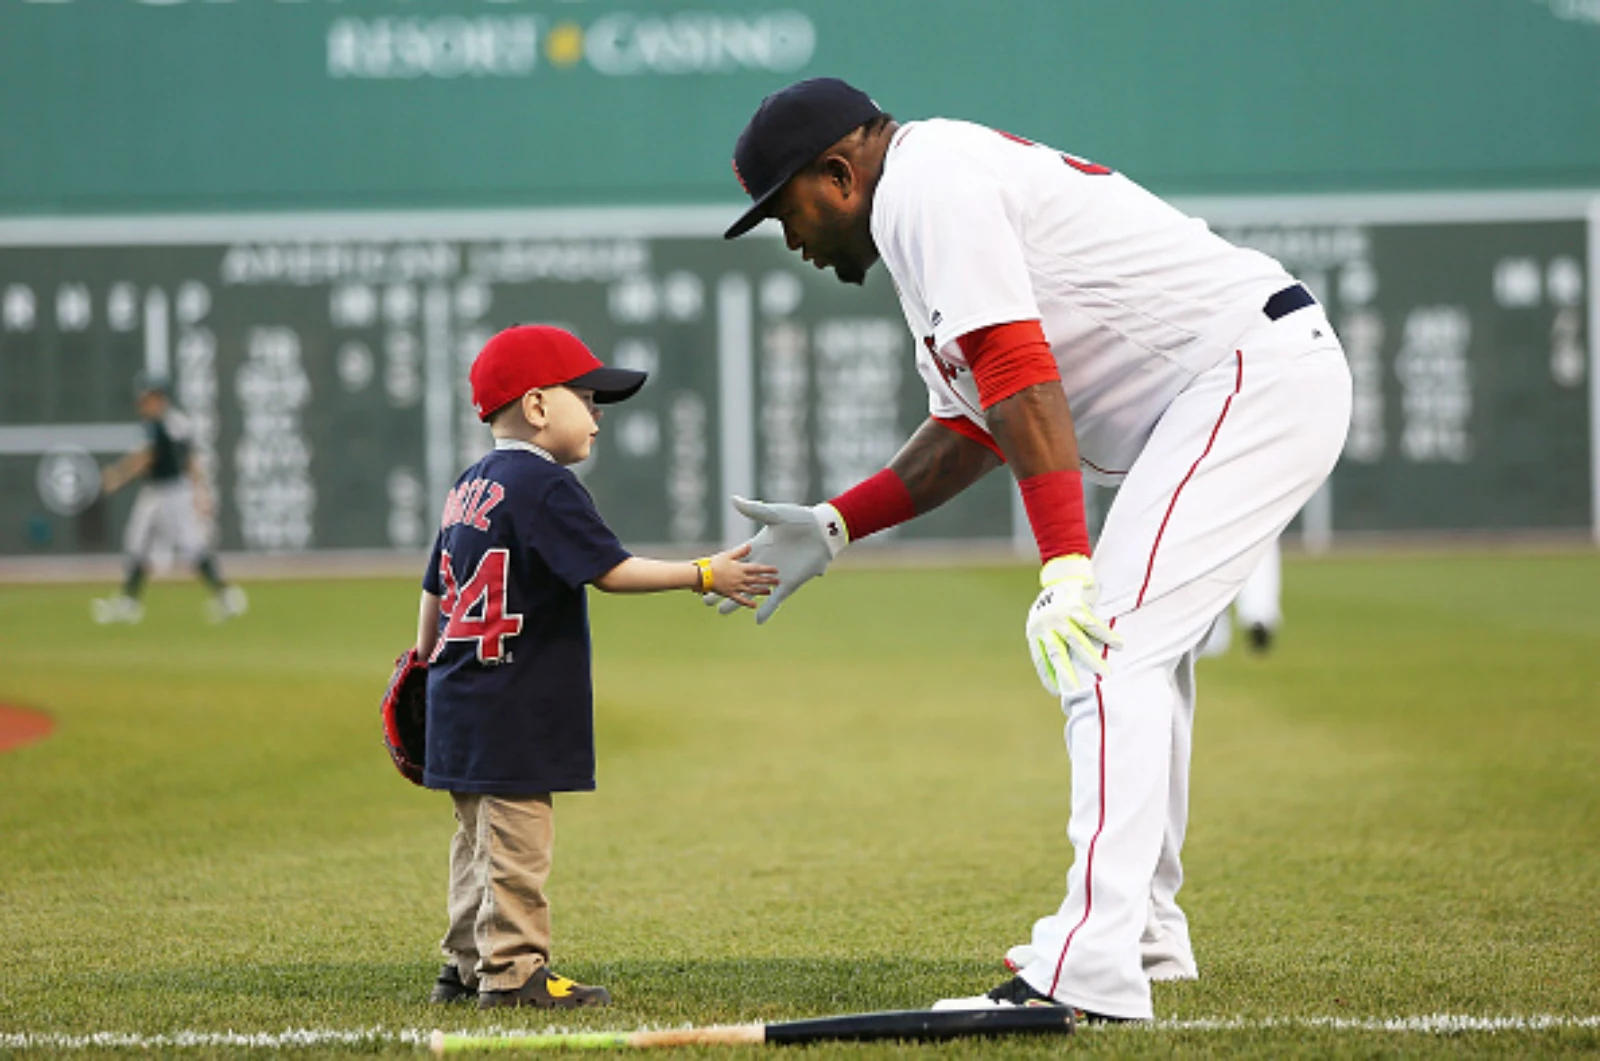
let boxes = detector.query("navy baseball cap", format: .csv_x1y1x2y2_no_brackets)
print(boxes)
470,325,646,421
724,77,883,240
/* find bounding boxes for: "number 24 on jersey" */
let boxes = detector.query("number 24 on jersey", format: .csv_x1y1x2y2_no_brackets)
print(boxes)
432,548,524,664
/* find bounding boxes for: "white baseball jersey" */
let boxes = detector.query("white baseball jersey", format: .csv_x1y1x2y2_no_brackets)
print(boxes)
872,119,1296,483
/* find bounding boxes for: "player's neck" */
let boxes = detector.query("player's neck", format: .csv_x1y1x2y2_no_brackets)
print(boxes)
865,120,898,183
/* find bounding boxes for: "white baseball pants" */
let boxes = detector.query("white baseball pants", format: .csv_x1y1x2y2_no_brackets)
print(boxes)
124,480,209,561
1014,307,1351,1019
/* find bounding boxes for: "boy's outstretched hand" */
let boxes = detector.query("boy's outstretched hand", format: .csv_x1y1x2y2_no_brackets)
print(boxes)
593,547,775,602
704,542,779,610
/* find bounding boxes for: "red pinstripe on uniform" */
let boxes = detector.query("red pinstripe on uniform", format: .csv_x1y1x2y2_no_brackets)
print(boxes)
1047,349,1244,999
1080,456,1129,478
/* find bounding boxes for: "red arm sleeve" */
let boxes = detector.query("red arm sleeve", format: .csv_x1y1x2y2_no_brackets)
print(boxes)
828,469,916,542
1018,470,1092,561
957,322,1089,560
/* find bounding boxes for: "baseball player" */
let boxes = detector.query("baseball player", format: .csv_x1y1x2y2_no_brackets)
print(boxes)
92,374,247,625
1200,535,1282,657
718,79,1351,1021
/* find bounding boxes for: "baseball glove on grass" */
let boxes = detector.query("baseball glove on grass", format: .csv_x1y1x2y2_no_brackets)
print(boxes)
380,648,427,785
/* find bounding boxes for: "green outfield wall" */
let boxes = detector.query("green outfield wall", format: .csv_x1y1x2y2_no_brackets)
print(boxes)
0,2,1596,555
1,0,1598,215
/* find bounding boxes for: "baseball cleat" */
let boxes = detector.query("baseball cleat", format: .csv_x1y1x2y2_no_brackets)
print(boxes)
429,964,477,1004
478,965,611,1010
933,976,1130,1024
91,595,144,625
207,585,249,624
933,975,1063,1011
1246,622,1274,654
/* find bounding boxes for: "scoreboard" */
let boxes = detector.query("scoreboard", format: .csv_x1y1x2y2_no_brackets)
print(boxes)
0,209,1012,557
0,193,1593,558
1207,196,1595,539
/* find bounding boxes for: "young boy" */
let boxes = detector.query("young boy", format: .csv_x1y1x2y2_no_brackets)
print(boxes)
92,373,247,625
416,324,776,1010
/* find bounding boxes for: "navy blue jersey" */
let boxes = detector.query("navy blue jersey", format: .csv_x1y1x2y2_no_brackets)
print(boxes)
422,443,631,795
145,412,191,482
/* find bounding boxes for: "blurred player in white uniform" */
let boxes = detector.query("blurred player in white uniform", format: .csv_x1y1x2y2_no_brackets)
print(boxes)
718,80,1351,1021
1200,535,1282,657
92,375,247,624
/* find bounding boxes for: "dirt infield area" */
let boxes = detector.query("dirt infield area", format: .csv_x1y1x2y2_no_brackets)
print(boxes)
0,705,53,753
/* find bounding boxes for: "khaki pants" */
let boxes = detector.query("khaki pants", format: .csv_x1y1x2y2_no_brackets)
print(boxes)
441,793,554,992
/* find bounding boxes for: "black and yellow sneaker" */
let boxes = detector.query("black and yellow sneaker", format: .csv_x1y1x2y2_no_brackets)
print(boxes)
478,966,612,1010
429,964,477,1004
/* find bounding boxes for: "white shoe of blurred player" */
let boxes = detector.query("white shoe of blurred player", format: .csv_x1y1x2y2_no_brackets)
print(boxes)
92,595,144,625
207,585,248,624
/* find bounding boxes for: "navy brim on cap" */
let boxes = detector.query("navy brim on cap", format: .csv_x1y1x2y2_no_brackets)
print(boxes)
725,77,882,240
725,182,788,241
568,366,647,404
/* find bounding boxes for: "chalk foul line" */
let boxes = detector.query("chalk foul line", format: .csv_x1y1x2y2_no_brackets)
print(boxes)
1,1016,1597,1049
1156,1015,1600,1032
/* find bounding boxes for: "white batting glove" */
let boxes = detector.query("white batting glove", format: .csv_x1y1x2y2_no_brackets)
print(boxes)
703,496,848,624
1026,555,1122,697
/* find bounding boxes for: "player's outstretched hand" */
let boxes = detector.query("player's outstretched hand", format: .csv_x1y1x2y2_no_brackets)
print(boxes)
706,542,780,610
703,496,848,624
1026,555,1123,698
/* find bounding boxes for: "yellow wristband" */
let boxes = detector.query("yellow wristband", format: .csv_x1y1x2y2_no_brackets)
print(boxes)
693,557,713,593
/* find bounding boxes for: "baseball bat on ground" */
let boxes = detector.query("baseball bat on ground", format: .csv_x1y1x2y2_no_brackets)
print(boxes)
430,1006,1074,1052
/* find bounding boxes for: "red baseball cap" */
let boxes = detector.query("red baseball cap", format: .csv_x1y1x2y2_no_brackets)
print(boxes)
469,325,647,421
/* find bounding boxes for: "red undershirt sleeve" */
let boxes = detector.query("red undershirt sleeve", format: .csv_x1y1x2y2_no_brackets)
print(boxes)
931,415,1005,461
955,320,1060,409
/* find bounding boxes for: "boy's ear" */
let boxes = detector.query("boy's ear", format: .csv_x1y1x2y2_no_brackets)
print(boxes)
520,389,546,427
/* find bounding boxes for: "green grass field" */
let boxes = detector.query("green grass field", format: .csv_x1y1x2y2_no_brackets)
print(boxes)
1,552,1597,1058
